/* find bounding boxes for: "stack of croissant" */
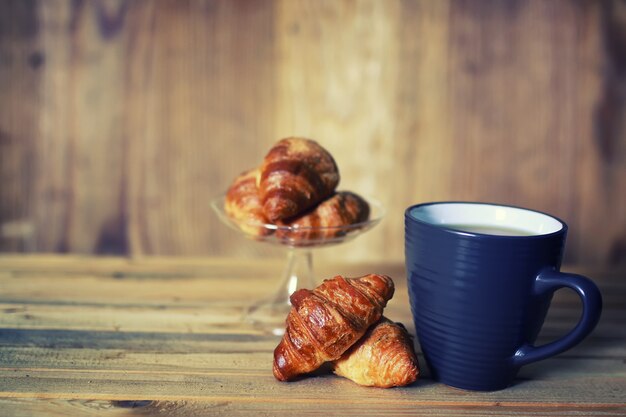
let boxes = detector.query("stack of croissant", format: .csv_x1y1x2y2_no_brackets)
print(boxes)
225,138,417,387
224,137,370,242
273,273,420,388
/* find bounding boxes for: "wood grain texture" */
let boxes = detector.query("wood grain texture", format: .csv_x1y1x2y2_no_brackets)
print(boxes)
0,398,624,417
122,0,276,257
576,0,626,266
0,1,625,265
0,0,40,253
0,255,624,416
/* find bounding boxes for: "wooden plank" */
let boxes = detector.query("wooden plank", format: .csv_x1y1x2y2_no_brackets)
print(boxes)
390,0,456,265
0,303,252,334
0,255,622,286
0,310,622,353
0,255,408,280
273,0,407,263
0,269,623,309
31,1,132,254
0,302,412,339
0,299,623,340
446,0,580,215
0,0,280,259
0,366,624,407
0,397,623,417
0,328,276,354
0,256,624,311
122,0,276,257
0,341,623,377
0,276,623,340
0,0,40,252
0,347,274,373
0,333,623,413
574,0,626,266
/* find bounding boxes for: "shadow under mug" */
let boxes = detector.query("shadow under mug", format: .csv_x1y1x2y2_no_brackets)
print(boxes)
405,202,602,391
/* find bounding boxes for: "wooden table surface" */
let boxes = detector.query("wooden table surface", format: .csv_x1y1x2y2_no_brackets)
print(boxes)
0,255,624,416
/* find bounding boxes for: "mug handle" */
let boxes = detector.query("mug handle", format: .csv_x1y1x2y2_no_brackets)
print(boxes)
512,268,603,367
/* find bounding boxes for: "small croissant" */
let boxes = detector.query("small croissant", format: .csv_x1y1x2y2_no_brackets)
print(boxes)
224,169,271,237
332,318,420,388
273,274,395,381
277,191,370,242
258,137,339,222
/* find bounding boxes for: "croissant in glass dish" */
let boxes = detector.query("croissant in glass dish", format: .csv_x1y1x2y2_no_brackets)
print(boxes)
273,274,394,381
258,137,340,222
276,191,370,242
224,168,271,237
332,318,420,388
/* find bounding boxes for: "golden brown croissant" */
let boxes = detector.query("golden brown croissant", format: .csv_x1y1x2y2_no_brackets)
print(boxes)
273,274,395,381
332,318,420,388
224,169,271,237
276,191,370,242
258,137,339,222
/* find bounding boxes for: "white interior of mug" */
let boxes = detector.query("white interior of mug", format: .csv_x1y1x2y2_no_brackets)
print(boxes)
408,203,564,236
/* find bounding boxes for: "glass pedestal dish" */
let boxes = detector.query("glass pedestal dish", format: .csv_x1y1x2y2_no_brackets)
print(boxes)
210,195,384,335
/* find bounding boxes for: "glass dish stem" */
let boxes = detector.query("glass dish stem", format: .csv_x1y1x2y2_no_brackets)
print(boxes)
243,248,315,335
281,248,314,300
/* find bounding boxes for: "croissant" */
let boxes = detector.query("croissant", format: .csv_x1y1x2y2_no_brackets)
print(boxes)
273,274,395,381
258,137,339,222
332,318,420,388
224,169,271,237
276,191,370,242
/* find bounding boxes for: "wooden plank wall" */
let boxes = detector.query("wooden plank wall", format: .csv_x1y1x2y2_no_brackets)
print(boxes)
0,0,625,266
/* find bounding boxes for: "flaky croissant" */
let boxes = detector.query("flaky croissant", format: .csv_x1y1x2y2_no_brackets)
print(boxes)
276,191,370,242
273,274,395,381
258,137,339,222
332,317,420,388
224,169,271,237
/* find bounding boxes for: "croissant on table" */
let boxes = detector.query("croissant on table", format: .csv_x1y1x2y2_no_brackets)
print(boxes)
332,317,420,388
276,191,370,242
273,274,394,381
224,169,270,237
258,137,340,222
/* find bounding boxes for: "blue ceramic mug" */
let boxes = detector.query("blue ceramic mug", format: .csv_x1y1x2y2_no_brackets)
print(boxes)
405,202,602,391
